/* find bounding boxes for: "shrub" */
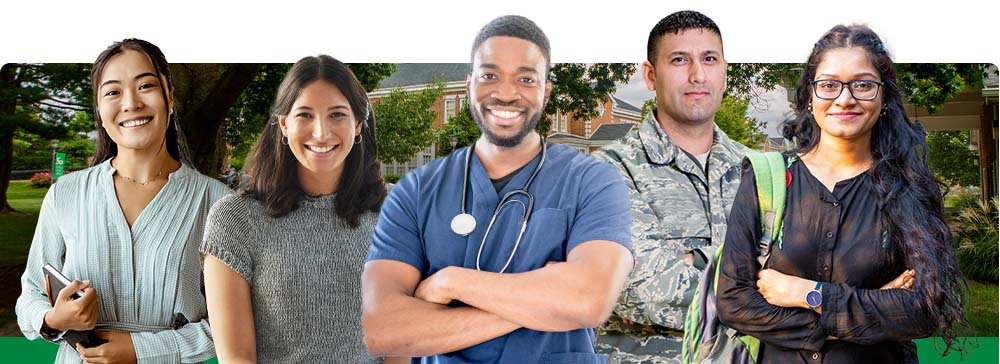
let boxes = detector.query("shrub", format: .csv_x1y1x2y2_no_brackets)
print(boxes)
30,172,52,188
954,197,999,283
384,174,401,184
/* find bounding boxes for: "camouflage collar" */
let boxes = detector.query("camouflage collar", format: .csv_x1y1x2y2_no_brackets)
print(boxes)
639,110,733,166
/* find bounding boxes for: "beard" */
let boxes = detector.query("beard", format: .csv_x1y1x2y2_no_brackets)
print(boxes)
471,98,544,148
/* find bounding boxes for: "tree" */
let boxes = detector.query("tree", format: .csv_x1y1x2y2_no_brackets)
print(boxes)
542,63,636,133
0,63,91,213
715,96,767,148
435,102,480,157
373,81,445,164
927,131,980,187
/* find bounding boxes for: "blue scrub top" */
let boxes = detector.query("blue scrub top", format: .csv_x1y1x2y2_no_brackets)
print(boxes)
368,143,632,364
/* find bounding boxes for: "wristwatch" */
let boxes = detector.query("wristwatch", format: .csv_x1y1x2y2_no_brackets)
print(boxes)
806,282,823,311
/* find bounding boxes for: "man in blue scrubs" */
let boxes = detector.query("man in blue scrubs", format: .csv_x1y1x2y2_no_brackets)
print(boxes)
363,15,634,364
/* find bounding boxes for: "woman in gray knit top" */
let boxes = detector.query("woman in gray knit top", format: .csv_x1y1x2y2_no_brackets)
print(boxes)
200,55,388,363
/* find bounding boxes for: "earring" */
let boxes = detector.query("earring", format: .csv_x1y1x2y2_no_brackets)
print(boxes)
354,134,362,144
881,106,887,116
281,135,289,145
808,102,813,112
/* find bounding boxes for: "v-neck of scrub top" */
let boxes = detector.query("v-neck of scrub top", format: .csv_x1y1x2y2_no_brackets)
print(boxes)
465,148,544,273
468,148,544,208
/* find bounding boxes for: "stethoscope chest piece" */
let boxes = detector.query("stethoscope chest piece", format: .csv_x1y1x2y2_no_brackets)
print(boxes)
451,213,477,236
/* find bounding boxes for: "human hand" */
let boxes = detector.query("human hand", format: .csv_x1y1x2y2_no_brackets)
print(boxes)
44,280,98,332
880,269,915,290
756,269,815,309
77,331,136,364
415,267,456,305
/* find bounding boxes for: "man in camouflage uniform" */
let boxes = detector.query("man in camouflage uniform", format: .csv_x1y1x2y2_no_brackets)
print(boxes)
592,10,750,364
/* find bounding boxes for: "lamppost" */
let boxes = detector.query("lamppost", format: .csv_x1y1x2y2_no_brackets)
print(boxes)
50,139,59,177
449,136,459,152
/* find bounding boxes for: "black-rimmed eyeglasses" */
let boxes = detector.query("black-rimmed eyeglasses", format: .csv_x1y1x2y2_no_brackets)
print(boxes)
810,79,883,101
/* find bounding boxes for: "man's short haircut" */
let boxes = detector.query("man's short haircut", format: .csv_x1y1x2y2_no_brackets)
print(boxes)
647,10,722,64
471,15,551,71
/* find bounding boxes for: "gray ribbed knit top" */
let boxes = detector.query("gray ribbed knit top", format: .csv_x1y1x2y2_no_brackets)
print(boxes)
200,193,380,364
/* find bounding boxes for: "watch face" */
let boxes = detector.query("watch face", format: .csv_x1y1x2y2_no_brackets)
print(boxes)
806,291,822,307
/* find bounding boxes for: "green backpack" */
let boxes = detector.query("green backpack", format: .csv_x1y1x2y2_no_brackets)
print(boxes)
681,151,793,364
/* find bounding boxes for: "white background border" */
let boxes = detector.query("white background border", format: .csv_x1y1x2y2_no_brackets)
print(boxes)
2,0,998,65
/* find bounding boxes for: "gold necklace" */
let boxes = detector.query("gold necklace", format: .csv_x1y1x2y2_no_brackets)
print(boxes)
118,168,163,186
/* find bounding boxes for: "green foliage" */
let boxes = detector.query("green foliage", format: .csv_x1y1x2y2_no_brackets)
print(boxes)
383,174,401,184
11,131,50,170
374,81,445,164
543,63,636,133
896,64,985,113
714,96,767,148
435,103,480,156
953,198,999,283
927,131,980,187
223,64,290,170
639,99,655,121
726,63,800,104
349,63,398,92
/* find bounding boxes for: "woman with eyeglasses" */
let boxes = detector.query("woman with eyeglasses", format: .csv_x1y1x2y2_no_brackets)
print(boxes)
200,55,388,363
715,24,967,363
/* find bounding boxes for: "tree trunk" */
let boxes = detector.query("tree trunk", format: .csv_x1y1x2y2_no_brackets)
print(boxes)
0,64,20,214
172,64,261,176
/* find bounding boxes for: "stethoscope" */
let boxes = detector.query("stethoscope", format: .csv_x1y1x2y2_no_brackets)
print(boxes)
450,135,546,273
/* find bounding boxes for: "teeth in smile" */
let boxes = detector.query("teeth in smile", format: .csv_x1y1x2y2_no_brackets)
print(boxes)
307,145,336,153
489,109,522,119
121,118,151,127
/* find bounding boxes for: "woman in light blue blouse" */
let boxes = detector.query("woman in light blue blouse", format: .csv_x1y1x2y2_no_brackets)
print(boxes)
16,39,229,363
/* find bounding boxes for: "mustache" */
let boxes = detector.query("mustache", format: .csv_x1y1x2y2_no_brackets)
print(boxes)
481,98,526,110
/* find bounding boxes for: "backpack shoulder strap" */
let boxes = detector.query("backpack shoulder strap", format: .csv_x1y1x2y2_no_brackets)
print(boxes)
745,152,788,267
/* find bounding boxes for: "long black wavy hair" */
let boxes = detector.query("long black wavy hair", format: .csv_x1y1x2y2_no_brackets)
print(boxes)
782,24,967,351
90,38,187,166
243,55,386,227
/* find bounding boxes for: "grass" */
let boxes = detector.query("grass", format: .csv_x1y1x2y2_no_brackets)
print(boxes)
0,181,47,266
966,280,998,336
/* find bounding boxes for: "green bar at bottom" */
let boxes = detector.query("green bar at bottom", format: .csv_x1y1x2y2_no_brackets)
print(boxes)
0,336,994,362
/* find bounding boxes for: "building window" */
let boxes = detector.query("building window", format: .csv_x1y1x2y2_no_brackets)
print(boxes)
597,104,605,117
585,120,592,137
560,114,568,133
444,97,456,124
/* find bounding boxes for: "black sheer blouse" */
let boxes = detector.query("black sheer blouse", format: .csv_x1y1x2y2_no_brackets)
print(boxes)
716,154,935,363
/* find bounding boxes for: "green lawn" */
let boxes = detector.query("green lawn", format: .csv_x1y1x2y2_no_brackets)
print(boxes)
967,280,998,336
0,181,47,266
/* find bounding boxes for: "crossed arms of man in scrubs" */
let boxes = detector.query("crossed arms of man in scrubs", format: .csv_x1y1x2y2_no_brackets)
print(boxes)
361,16,633,357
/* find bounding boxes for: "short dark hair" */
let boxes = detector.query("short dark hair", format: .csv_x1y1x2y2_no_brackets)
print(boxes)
471,15,551,71
90,38,186,166
647,10,722,64
244,55,386,227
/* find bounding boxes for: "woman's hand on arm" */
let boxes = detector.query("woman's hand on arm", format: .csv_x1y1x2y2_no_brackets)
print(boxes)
204,255,257,364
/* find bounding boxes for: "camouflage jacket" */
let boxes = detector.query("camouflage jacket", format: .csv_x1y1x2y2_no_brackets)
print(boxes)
593,112,749,332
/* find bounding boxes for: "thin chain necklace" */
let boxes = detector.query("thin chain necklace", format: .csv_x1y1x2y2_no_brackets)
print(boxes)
117,167,163,186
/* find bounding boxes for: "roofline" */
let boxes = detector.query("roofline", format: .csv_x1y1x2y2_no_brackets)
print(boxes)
369,80,467,98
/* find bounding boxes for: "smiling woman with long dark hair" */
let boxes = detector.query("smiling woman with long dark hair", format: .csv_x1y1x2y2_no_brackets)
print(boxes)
716,24,967,363
200,55,387,363
16,38,230,363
